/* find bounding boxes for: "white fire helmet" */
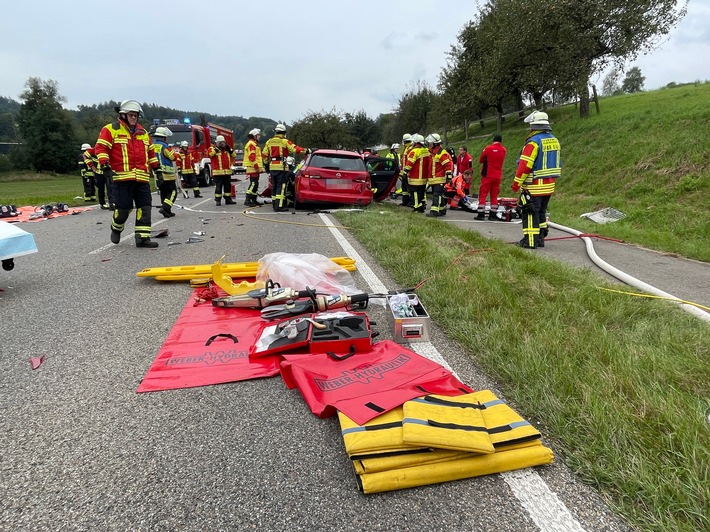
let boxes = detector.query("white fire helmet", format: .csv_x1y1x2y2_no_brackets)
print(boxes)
81,143,91,151
402,133,412,143
180,141,189,148
286,156,295,166
524,110,551,129
249,128,262,137
391,143,400,149
118,100,143,115
154,126,173,138
215,135,226,143
411,134,425,144
426,133,442,144
275,124,287,133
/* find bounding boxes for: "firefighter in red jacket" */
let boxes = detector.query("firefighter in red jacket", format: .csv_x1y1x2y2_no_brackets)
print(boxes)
402,134,432,213
444,169,476,212
78,143,97,203
476,133,507,220
209,135,235,205
95,100,160,248
178,141,201,198
262,124,306,212
244,128,263,207
512,111,561,248
426,133,454,217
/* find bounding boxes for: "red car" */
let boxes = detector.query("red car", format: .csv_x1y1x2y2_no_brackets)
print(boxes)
294,149,398,207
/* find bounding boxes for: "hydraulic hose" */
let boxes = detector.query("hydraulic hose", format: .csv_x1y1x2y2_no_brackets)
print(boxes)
548,221,710,323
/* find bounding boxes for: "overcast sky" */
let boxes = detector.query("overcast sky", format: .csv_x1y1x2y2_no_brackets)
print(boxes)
1,1,708,124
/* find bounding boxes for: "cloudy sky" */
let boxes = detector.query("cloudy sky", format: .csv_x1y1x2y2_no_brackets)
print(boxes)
1,1,707,124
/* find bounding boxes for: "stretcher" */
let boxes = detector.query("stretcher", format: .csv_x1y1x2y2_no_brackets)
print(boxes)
136,256,357,281
0,221,38,270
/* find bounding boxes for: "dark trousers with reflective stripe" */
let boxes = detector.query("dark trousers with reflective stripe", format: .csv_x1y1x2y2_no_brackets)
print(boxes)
271,170,290,210
521,194,551,247
111,180,152,238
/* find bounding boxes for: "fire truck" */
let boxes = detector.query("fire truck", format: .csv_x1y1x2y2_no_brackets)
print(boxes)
150,119,234,186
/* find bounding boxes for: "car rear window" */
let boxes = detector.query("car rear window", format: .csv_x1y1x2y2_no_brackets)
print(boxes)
308,154,366,171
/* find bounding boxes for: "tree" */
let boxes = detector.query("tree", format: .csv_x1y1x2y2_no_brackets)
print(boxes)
344,110,381,149
394,81,437,137
290,109,357,149
602,67,623,96
622,67,646,93
17,77,77,172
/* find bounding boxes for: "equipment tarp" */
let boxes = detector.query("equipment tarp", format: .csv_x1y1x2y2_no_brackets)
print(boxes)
137,291,282,392
280,340,473,425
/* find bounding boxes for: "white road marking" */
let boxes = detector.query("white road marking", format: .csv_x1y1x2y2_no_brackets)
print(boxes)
320,213,586,532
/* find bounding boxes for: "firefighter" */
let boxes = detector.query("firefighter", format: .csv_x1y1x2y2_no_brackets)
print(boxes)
396,133,413,205
444,169,476,213
402,134,432,213
386,143,399,160
209,135,235,205
261,124,306,212
152,126,180,218
426,133,454,217
78,143,97,203
178,141,201,198
476,133,507,220
512,111,561,248
95,100,161,248
244,128,263,207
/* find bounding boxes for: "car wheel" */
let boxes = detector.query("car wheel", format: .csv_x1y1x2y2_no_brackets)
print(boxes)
200,166,212,187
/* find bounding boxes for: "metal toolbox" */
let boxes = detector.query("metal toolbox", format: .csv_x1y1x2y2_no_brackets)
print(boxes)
386,294,431,343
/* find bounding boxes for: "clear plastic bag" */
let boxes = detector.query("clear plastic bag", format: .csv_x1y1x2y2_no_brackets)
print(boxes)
256,252,360,295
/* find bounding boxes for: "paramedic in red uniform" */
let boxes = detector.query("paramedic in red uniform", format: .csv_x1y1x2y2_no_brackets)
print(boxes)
95,100,161,248
444,169,476,212
476,134,507,220
512,111,561,248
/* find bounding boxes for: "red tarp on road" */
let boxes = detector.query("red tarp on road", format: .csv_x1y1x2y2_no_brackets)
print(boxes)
136,291,282,393
280,340,474,425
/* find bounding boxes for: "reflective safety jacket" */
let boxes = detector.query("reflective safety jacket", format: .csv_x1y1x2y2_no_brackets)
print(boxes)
95,119,158,183
208,145,234,177
444,174,471,208
403,145,432,186
152,138,178,178
514,130,561,196
81,148,99,176
178,148,196,174
479,141,507,179
400,141,412,170
430,145,454,185
244,138,262,175
262,134,305,171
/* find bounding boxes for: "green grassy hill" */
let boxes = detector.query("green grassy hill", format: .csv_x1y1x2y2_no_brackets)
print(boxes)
454,82,710,262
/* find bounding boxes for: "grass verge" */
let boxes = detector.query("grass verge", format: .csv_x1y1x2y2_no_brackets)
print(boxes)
0,172,100,207
337,204,710,532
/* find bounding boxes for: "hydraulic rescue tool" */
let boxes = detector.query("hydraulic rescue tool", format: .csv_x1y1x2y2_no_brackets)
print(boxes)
260,292,371,320
212,280,315,309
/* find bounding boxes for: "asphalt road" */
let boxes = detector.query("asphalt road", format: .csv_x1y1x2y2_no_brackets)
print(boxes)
0,177,660,532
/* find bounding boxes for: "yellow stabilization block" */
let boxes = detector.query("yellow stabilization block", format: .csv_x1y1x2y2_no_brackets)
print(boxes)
401,394,495,454
356,443,554,494
136,256,357,281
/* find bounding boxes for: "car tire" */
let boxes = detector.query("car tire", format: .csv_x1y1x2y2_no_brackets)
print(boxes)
199,165,212,187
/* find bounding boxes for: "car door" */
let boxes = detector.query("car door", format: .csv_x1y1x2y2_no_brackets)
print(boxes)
365,156,399,201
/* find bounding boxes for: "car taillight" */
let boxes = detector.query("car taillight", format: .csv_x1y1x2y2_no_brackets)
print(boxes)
302,172,321,179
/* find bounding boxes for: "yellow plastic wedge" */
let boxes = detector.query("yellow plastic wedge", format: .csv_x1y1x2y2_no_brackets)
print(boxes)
211,256,265,295
136,256,357,281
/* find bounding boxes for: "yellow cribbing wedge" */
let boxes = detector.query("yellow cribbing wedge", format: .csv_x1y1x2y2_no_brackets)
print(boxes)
473,390,541,449
353,441,543,475
356,444,554,494
136,256,357,281
338,408,427,460
402,394,495,454
211,256,265,295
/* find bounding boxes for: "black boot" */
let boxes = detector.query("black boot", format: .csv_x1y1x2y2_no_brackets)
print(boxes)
488,211,499,221
135,236,158,248
158,207,172,218
475,212,486,220
215,199,222,206
194,191,202,198
224,197,236,205
110,229,121,244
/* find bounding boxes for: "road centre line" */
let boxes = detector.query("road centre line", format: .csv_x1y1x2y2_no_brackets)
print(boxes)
320,212,586,532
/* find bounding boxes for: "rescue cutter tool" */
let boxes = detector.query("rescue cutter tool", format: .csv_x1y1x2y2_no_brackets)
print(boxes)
212,280,314,309
260,292,371,320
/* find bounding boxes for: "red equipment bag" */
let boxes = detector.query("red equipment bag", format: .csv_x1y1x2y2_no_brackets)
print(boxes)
280,339,473,425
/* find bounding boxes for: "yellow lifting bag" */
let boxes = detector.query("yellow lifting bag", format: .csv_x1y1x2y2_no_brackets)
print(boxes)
338,408,427,460
473,390,542,449
401,394,495,454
